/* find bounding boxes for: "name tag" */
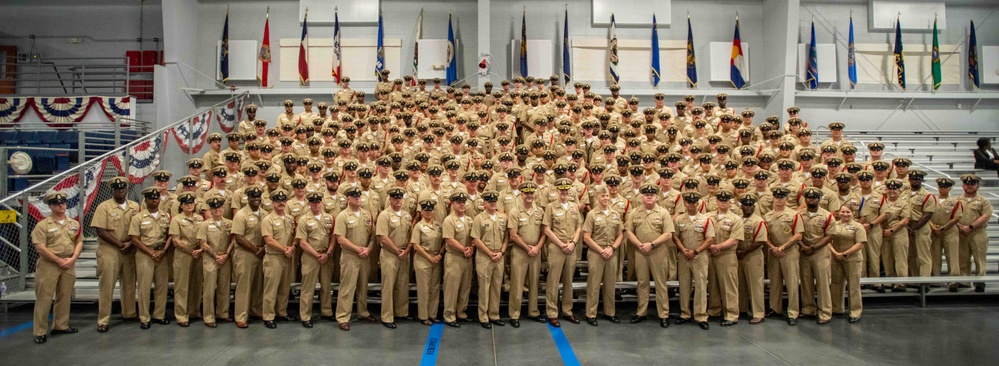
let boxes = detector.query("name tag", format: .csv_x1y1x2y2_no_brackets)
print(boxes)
595,217,603,222
456,224,463,229
141,221,151,225
308,222,316,227
556,212,564,217
48,228,58,232
274,222,282,227
209,225,217,229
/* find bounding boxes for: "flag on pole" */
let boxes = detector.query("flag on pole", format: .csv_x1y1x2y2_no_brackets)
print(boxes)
258,9,271,87
331,8,342,84
412,8,423,86
220,8,230,83
609,14,619,85
931,16,941,90
686,16,697,88
806,20,818,89
893,17,905,90
969,20,980,89
651,14,661,87
298,9,310,85
446,14,457,86
520,8,528,77
375,11,385,81
562,5,571,84
848,14,856,89
730,16,746,89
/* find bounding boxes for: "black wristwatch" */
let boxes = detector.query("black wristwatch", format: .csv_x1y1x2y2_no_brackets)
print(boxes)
693,249,699,255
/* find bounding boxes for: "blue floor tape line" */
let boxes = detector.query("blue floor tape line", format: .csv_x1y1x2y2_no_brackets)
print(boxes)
0,321,33,338
420,323,445,366
547,323,581,366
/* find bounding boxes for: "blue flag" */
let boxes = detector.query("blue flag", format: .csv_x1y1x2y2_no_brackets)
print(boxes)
651,14,661,87
848,15,857,89
686,17,697,88
806,21,818,89
893,18,905,90
220,10,229,83
730,17,746,89
562,7,570,84
446,14,457,86
375,12,385,81
520,9,528,78
969,20,980,89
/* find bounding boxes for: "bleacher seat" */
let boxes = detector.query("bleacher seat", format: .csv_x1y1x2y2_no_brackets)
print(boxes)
0,130,19,144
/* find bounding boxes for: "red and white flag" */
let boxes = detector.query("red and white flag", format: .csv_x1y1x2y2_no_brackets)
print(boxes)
257,9,271,87
331,8,342,83
298,9,310,85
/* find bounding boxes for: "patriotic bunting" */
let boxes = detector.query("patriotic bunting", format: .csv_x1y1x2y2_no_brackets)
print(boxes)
128,132,167,183
35,97,94,125
171,110,212,154
0,96,131,125
215,96,244,133
0,97,32,125
27,158,109,221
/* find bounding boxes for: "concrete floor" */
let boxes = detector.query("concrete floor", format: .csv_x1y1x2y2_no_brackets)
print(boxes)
2,298,998,365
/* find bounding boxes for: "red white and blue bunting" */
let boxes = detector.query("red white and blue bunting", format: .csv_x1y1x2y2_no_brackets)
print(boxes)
171,110,212,154
97,96,132,122
0,96,131,126
215,95,245,133
27,157,110,221
127,132,167,184
0,97,32,125
35,97,95,126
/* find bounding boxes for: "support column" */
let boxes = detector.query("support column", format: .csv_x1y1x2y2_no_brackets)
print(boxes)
477,0,491,90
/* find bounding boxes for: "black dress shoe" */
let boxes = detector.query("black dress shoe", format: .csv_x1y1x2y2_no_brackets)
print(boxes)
765,310,781,318
817,319,830,325
140,322,151,330
360,315,378,323
948,285,959,293
301,321,313,328
279,315,298,322
673,317,688,325
549,318,561,327
34,335,46,344
720,320,736,327
787,318,798,326
698,322,710,330
491,319,506,326
152,319,170,325
874,286,886,293
458,317,474,323
445,321,461,328
510,319,521,328
527,315,548,323
480,322,492,329
630,316,647,324
383,322,397,329
603,315,621,324
96,325,109,333
975,285,986,293
264,321,277,329
586,317,598,326
321,315,336,322
564,314,580,324
848,317,861,324
659,318,670,328
420,319,433,326
51,327,78,335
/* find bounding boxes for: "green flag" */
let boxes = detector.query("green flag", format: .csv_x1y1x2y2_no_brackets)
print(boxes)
931,17,941,90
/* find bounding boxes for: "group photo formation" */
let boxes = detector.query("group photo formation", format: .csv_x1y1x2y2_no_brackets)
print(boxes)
1,0,997,365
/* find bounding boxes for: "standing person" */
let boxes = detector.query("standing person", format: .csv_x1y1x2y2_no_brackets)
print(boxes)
130,187,172,329
412,199,444,325
471,191,509,329
442,192,475,327
625,184,675,328
855,171,886,292
297,192,335,328
542,179,583,327
507,182,548,327
261,189,298,329
764,187,803,325
957,174,992,292
829,205,866,324
582,186,624,326
91,177,139,333
169,193,205,327
798,188,834,325
231,186,265,328
905,170,937,277
880,179,911,292
929,178,963,289
706,190,744,326
376,188,414,328
334,186,377,331
736,194,768,325
31,192,83,344
673,192,715,330
197,197,233,328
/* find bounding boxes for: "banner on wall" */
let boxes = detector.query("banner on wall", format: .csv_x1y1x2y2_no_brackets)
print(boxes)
0,96,131,126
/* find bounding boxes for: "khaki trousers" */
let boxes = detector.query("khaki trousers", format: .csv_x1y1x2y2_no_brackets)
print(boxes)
299,253,334,322
738,250,765,319
172,252,203,323
768,247,800,318
800,249,832,321
959,230,988,279
380,248,411,323
545,243,577,319
136,250,169,323
233,249,263,323
33,258,75,336
442,253,473,323
262,253,292,321
96,244,137,326
335,251,371,323
508,247,541,320
201,258,232,324
476,251,504,323
908,225,932,277
678,253,708,322
635,246,671,319
882,231,909,279
862,225,882,278
931,227,960,276
585,249,618,318
623,241,637,281
707,252,740,322
831,256,863,318
414,255,442,321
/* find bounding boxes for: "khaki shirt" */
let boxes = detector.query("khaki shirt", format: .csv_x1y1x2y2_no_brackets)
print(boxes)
418,189,448,224
128,210,171,249
323,191,348,215
32,217,80,258
261,212,296,254
764,207,804,246
508,202,545,246
881,198,911,229
740,214,768,254
626,204,674,244
231,206,265,249
442,214,472,254
471,211,508,251
857,192,884,227
958,193,992,233
907,188,938,221
708,210,744,253
582,209,623,246
829,220,866,261
376,208,414,249
203,188,234,219
838,191,863,215
196,218,233,254
543,201,581,241
411,220,444,254
91,198,140,246
287,197,308,219
800,208,834,245
296,212,334,252
169,213,204,251
674,213,715,250
334,208,374,249
931,196,964,226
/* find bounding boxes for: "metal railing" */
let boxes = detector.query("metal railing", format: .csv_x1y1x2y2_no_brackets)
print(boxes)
4,57,136,97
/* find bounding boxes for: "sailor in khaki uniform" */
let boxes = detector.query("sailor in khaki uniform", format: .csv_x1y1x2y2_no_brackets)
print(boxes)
412,199,444,325
880,179,911,291
297,192,335,327
673,192,715,330
91,177,139,332
736,194,768,324
582,186,624,326
764,187,804,325
231,186,265,328
929,178,963,287
905,170,937,277
798,187,834,324
625,184,675,328
260,189,298,329
442,192,475,327
130,187,172,329
706,190,744,326
829,205,866,323
376,188,414,328
472,191,509,328
31,192,83,344
507,182,548,327
542,179,583,327
957,174,992,292
197,197,233,327
169,192,205,327
334,186,377,331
